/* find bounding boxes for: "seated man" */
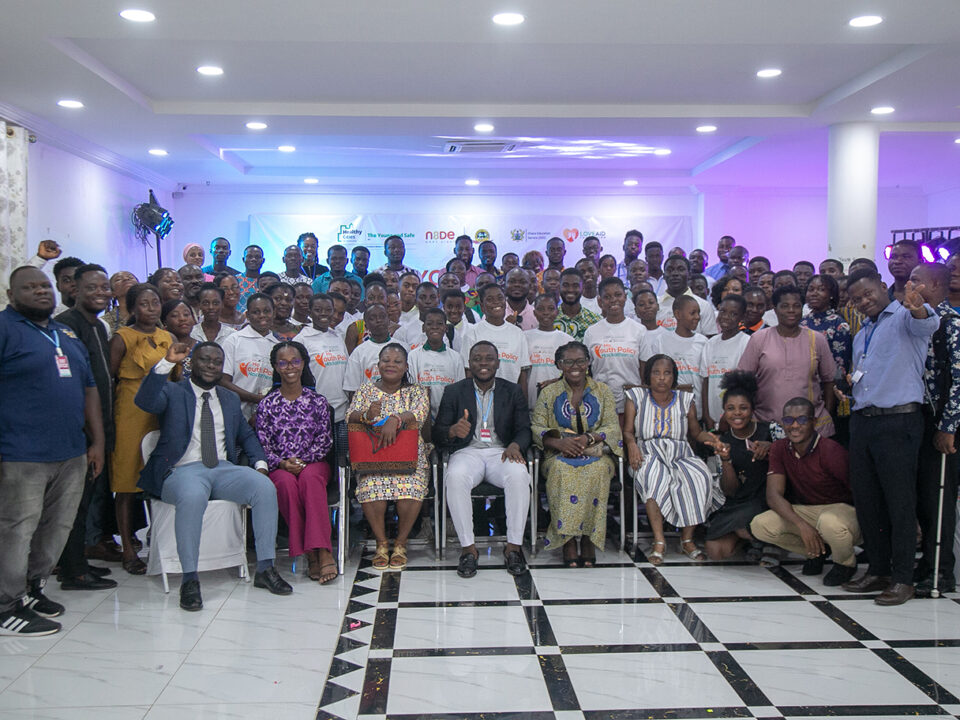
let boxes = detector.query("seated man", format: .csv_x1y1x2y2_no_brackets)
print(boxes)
135,341,293,611
433,341,532,579
750,397,861,586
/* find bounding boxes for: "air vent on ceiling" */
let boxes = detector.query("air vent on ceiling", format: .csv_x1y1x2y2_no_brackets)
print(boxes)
444,141,518,153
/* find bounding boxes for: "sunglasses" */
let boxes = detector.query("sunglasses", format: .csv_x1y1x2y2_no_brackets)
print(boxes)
780,415,811,426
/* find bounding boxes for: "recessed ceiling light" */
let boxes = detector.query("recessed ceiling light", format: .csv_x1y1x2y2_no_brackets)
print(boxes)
303,178,319,184
119,9,155,22
148,148,168,156
474,123,495,133
696,125,717,133
277,145,296,152
756,68,782,78
849,15,883,27
465,179,480,186
492,12,524,25
871,105,895,115
955,138,960,144
196,65,223,76
57,99,84,109
245,121,267,130
623,180,639,186
653,148,672,156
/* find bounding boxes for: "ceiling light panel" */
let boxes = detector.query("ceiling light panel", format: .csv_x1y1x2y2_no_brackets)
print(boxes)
196,65,223,76
57,99,83,108
245,121,268,130
492,12,524,25
756,68,782,78
120,9,155,22
849,15,883,27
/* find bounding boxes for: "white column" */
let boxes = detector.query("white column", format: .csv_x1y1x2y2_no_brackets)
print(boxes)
827,123,880,267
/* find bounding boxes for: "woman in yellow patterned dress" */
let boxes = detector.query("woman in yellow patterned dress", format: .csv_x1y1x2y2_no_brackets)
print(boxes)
108,283,173,574
347,343,430,571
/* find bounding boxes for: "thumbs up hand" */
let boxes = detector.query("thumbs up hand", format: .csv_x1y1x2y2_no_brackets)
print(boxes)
449,408,473,439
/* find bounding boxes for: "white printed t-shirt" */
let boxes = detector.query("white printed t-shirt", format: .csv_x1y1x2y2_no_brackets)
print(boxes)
583,317,647,413
294,325,350,423
407,345,465,418
220,325,278,419
700,332,751,426
656,290,718,336
343,338,392,393
645,330,708,415
460,318,530,384
523,328,573,406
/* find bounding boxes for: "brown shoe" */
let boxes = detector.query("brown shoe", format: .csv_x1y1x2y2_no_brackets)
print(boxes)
85,539,123,563
841,573,891,593
875,583,914,606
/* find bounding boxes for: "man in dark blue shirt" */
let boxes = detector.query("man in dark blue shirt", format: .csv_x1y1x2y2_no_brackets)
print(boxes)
0,266,105,636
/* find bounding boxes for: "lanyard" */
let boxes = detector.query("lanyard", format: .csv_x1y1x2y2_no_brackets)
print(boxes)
27,321,63,356
862,314,884,356
475,388,492,429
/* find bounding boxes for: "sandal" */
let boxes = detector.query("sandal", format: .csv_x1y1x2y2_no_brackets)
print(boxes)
648,540,666,566
388,543,408,571
319,562,339,585
759,546,781,568
122,556,146,575
563,540,579,568
372,542,390,570
307,551,322,581
681,539,706,562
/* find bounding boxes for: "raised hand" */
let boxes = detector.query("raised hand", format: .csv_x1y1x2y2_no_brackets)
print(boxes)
37,240,62,260
165,342,192,364
902,280,926,312
449,408,472,439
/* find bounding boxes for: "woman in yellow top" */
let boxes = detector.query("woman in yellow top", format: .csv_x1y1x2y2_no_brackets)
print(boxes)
109,283,173,574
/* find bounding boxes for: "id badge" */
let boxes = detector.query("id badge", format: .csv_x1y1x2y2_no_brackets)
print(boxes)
851,369,864,384
56,353,72,378
480,428,492,442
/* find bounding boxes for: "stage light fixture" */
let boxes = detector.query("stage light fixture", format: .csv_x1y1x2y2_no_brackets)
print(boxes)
132,189,174,267
884,242,936,263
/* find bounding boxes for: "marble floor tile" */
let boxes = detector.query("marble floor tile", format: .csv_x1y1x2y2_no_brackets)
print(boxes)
386,654,553,714
836,599,960,641
656,565,801,598
731,648,935,707
193,610,342,651
142,702,319,719
392,604,533,649
155,648,329,705
546,601,696,646
396,568,522,603
563,650,745,710
0,707,150,720
0,655,37,694
896,645,960,698
529,566,659,600
0,651,185,709
690,600,855,643
46,607,210,655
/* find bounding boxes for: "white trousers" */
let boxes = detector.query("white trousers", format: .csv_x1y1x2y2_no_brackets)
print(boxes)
445,446,530,547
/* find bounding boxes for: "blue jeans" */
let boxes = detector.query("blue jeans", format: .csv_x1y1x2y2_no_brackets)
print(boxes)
160,461,278,574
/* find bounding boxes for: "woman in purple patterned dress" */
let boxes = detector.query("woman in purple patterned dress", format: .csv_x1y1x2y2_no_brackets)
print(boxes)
255,341,337,583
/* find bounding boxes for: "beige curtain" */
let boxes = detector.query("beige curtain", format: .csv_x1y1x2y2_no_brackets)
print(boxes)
0,121,29,308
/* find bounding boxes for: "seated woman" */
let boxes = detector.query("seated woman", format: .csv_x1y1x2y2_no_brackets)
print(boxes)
255,341,337,583
532,342,622,567
346,343,431,570
161,299,197,381
623,353,721,565
702,370,772,561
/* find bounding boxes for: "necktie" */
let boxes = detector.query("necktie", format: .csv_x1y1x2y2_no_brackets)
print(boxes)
446,324,455,346
200,392,218,468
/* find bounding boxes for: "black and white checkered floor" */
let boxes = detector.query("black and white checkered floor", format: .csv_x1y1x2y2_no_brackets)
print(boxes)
318,545,960,720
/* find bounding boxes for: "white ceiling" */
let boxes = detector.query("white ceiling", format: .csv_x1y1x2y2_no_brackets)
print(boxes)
1,0,960,194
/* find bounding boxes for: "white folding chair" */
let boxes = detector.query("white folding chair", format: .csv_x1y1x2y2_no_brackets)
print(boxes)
140,431,250,593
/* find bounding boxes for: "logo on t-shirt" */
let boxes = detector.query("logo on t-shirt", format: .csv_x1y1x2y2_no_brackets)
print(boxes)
498,351,519,365
593,342,638,359
416,369,457,386
529,350,555,367
238,360,270,379
314,351,347,369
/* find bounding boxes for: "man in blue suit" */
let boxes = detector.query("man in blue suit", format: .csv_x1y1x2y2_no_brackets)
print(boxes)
136,341,292,611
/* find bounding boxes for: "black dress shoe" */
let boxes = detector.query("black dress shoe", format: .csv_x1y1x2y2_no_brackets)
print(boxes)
85,540,123,563
822,563,857,587
504,548,527,576
875,582,915,606
802,555,826,576
915,572,956,597
841,573,891,593
254,566,293,595
457,552,478,579
179,580,203,611
60,573,118,591
87,565,111,578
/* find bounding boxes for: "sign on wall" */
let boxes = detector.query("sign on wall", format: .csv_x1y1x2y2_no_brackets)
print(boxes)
249,213,693,280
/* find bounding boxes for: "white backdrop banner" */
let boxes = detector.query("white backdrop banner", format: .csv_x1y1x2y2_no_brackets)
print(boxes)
249,213,692,281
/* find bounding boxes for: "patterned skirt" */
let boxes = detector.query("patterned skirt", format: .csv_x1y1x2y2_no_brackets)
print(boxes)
637,438,722,527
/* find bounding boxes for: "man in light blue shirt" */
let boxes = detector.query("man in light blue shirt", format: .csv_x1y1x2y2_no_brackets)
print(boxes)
703,235,736,281
842,269,938,606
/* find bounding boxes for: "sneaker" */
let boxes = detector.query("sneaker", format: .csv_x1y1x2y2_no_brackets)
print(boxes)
0,606,61,636
24,580,65,618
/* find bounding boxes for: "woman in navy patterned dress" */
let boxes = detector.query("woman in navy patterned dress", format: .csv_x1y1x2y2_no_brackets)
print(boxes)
255,341,336,583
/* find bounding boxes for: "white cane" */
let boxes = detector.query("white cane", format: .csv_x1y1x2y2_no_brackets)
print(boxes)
931,452,947,599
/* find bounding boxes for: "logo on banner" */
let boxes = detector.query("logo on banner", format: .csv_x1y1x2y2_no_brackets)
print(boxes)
563,228,579,243
474,229,490,244
425,230,456,241
338,223,363,244
510,228,526,243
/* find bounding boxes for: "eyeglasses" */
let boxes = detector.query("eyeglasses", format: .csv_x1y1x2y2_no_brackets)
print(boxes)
780,415,811,426
276,358,303,370
559,358,589,368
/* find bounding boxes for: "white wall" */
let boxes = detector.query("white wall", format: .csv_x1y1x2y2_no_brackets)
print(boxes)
927,187,960,229
26,142,175,280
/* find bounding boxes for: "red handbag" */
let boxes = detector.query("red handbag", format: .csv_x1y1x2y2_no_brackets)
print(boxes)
348,423,419,474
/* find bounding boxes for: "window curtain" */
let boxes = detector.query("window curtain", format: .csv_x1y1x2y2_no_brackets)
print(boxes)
0,121,29,309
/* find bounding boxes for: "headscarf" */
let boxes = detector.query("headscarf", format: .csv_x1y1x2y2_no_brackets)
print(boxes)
182,243,203,265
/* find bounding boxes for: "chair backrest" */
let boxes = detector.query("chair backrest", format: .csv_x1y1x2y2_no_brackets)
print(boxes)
141,430,161,464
